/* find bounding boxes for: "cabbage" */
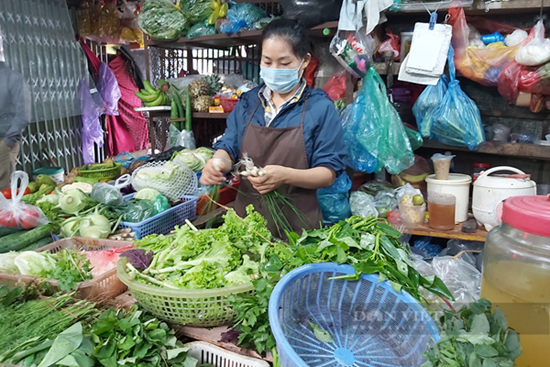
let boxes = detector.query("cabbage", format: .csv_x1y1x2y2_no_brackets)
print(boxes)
14,251,56,276
172,147,214,172
135,188,162,201
0,252,19,274
137,162,180,180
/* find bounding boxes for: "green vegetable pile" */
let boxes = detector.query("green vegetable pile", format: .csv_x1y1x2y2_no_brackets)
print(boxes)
228,215,454,356
125,205,270,289
422,299,521,367
138,0,190,41
172,147,214,172
0,285,200,367
0,249,93,291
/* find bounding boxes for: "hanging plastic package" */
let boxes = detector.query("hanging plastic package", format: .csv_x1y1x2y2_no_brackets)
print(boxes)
429,47,486,150
79,79,105,165
498,21,543,103
413,75,449,137
219,3,266,34
330,31,375,78
518,61,550,95
317,172,352,224
376,28,400,60
448,8,523,86
279,0,342,28
97,62,121,116
0,172,49,229
138,0,190,41
355,67,415,174
341,103,378,173
323,71,347,102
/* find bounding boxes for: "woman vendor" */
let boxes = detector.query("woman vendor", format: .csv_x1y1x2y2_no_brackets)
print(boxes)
200,19,348,238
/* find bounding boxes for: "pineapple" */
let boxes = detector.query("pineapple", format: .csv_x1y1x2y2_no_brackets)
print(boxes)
205,74,222,96
193,95,214,112
189,79,210,99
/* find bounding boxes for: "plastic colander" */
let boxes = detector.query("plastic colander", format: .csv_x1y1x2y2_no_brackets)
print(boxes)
269,263,440,367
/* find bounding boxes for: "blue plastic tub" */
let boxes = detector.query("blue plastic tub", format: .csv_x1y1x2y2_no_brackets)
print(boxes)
269,263,440,367
118,194,198,239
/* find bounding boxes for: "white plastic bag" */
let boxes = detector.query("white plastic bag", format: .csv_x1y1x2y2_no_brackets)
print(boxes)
0,171,49,229
515,22,550,66
505,29,528,47
350,191,378,217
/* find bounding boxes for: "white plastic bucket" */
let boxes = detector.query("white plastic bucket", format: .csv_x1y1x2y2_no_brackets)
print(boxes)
32,167,64,184
426,173,472,223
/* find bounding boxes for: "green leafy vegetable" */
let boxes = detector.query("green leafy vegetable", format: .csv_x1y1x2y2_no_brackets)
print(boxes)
134,188,162,201
310,323,334,343
421,299,521,367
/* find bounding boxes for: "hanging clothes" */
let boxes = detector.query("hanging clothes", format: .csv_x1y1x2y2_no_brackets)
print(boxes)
105,55,148,155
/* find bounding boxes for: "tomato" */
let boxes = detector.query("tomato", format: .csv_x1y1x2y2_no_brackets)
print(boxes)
22,188,30,196
0,210,18,227
20,209,40,229
386,210,401,224
1,189,11,200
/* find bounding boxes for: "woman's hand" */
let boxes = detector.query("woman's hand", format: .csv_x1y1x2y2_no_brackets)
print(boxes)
200,153,232,186
248,165,289,194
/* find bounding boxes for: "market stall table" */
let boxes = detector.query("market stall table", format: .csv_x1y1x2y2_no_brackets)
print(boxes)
402,222,488,242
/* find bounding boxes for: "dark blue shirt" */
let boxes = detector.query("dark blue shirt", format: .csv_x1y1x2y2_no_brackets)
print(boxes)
214,84,348,176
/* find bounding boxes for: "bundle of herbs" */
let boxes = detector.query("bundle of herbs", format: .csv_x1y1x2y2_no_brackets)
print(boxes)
421,298,521,367
227,215,454,358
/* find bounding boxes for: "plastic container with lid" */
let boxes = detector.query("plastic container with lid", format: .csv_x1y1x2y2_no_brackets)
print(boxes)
426,173,471,223
473,162,490,181
481,195,550,367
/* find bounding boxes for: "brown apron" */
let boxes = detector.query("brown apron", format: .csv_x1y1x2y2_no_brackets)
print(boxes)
234,100,323,239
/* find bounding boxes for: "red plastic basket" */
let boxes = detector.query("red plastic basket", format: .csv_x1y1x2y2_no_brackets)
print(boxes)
219,97,239,113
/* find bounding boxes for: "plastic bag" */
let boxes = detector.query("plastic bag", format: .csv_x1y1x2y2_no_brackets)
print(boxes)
181,0,214,24
330,31,375,78
349,191,378,218
429,47,486,150
492,123,511,142
506,29,528,47
516,37,550,66
97,62,121,116
392,155,431,195
187,23,216,39
79,79,105,165
90,183,124,207
518,61,550,95
317,172,352,224
354,67,415,174
153,194,170,215
220,3,266,34
413,75,449,138
138,0,190,41
448,8,522,86
280,0,342,28
119,199,156,223
405,127,423,151
323,71,347,102
0,172,49,229
498,21,544,102
341,104,378,173
376,29,400,60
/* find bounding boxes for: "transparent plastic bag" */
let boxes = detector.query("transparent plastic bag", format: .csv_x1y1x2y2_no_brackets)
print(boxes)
518,61,550,95
341,105,378,173
220,3,266,34
181,0,214,24
119,199,156,223
0,172,49,229
79,79,105,165
138,0,190,41
330,31,375,78
430,47,486,150
97,62,121,116
413,75,449,138
323,71,347,102
279,0,342,28
91,183,123,207
153,194,171,215
349,191,378,218
177,130,197,149
317,172,352,224
516,36,550,66
187,23,216,39
355,67,414,174
448,8,523,86
376,28,400,60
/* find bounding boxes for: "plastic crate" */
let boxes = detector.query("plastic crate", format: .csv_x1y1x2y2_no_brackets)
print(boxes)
219,97,239,112
269,263,440,367
184,341,269,367
118,195,199,239
117,257,254,327
78,162,122,180
0,238,131,300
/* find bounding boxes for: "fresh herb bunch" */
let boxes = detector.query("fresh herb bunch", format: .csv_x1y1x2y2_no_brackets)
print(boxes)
46,249,93,292
228,216,453,357
422,299,521,367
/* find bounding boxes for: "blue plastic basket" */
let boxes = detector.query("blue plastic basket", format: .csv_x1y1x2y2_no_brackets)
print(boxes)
269,263,440,367
118,195,199,239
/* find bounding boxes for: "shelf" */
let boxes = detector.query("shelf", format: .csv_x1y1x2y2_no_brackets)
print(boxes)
421,139,550,161
467,0,550,14
403,222,488,242
135,107,230,119
146,21,339,50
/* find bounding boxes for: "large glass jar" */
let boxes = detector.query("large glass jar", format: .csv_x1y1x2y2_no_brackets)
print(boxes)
481,195,550,367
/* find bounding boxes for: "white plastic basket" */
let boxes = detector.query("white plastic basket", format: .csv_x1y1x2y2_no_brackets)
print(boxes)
184,341,269,367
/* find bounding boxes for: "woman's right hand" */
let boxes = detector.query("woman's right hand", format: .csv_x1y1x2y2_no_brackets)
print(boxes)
200,155,232,186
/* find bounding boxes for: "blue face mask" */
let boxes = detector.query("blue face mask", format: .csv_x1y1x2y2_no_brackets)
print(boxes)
260,61,304,94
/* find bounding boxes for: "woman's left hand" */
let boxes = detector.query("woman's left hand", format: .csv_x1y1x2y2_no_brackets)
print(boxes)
248,165,289,194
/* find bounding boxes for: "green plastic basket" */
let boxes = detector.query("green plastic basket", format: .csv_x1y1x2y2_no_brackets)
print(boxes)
78,162,122,180
117,258,254,327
